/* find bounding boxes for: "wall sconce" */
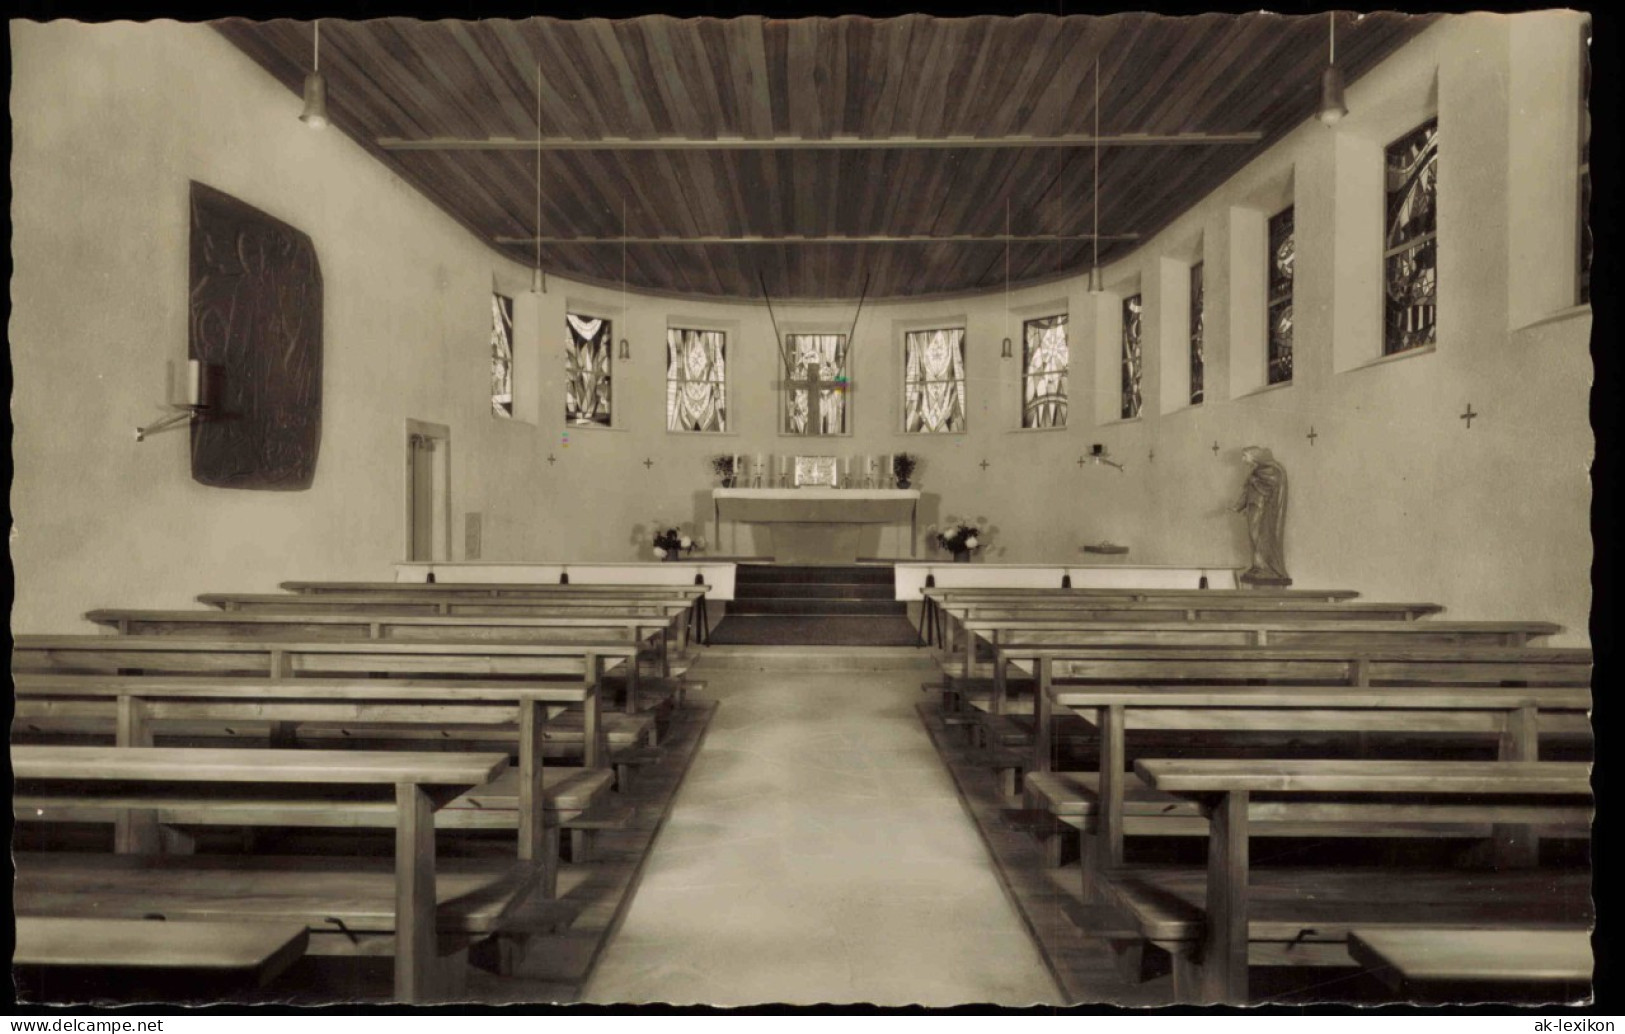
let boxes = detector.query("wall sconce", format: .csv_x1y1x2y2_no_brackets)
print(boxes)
1000,337,1013,359
136,359,215,442
1318,12,1349,126
617,338,631,361
1088,442,1125,472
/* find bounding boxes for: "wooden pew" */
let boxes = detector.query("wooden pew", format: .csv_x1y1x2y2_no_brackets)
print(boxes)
13,633,642,720
13,917,310,997
952,618,1563,722
1346,928,1593,1002
10,673,611,880
918,587,1364,645
1024,683,1592,896
1111,758,1593,1003
282,580,708,599
14,745,521,1002
201,592,702,651
85,608,679,708
1021,644,1594,781
932,598,1447,661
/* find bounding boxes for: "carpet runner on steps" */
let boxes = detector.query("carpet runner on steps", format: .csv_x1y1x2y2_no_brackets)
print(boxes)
708,563,920,646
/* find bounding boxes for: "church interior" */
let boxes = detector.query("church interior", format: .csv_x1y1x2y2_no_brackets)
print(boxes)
9,10,1597,1009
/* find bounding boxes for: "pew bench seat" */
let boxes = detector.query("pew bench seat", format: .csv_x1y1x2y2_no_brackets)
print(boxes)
14,853,551,985
1021,769,1567,839
17,765,615,831
1346,928,1593,1000
14,916,310,984
1099,866,1593,991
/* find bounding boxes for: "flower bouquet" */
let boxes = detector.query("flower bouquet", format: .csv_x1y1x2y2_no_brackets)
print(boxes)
710,454,737,488
892,453,918,489
653,525,705,561
932,517,986,562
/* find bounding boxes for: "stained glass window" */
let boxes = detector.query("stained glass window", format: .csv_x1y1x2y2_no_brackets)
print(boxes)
1021,315,1068,429
1121,294,1143,419
666,328,727,432
904,328,966,434
1267,207,1295,384
784,333,848,435
565,313,612,427
491,293,513,419
1189,263,1205,406
1384,119,1438,355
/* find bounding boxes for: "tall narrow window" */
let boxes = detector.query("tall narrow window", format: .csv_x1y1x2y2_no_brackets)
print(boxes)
565,313,612,427
784,333,848,435
491,293,513,419
666,328,726,432
1384,118,1438,355
1580,38,1592,306
1189,263,1205,406
1121,294,1143,419
904,328,966,433
1267,207,1294,384
1021,314,1068,429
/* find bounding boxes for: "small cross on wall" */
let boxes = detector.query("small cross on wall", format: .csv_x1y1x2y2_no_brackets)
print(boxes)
546,454,557,465
1460,404,1478,429
1211,441,1221,456
1306,427,1319,447
979,459,991,471
1077,456,1089,469
643,458,655,469
1148,448,1155,464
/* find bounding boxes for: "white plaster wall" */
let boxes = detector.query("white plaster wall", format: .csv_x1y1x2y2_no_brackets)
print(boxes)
9,21,551,631
11,13,1592,645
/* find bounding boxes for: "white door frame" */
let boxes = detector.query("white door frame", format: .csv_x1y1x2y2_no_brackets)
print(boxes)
404,418,452,562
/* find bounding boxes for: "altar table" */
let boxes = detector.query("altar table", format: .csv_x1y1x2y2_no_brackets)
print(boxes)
712,488,921,562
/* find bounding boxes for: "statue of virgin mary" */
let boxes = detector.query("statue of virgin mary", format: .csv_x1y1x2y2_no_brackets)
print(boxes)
1232,446,1290,585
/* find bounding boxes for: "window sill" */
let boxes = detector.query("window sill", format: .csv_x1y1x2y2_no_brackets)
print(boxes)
1513,304,1592,335
666,429,740,436
1159,401,1207,418
1006,425,1070,434
1235,379,1295,400
1347,343,1437,373
1096,414,1144,428
565,423,629,433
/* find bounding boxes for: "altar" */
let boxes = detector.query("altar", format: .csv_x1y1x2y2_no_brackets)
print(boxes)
712,487,921,563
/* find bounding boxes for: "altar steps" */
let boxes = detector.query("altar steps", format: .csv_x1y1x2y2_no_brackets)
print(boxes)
709,564,918,645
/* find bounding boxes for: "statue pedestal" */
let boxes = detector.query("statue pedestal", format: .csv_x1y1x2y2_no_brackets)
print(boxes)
1240,572,1293,587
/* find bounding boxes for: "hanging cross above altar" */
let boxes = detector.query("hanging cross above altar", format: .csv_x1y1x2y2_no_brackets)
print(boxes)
779,334,851,435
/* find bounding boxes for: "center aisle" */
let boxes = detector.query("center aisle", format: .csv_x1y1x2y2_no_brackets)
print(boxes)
581,646,1062,1006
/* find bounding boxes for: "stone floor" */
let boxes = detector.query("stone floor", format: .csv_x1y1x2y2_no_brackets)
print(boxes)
580,647,1062,1006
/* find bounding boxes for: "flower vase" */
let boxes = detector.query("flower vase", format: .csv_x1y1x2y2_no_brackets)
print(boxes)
953,550,970,563
663,552,682,562
721,476,736,488
896,479,911,489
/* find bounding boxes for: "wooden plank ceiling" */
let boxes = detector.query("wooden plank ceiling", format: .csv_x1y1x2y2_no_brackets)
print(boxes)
215,13,1435,301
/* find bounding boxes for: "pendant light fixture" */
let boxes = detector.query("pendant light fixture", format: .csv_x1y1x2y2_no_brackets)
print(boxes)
1088,56,1106,294
531,64,544,294
618,200,631,361
299,20,329,129
1001,198,1014,359
1319,12,1349,126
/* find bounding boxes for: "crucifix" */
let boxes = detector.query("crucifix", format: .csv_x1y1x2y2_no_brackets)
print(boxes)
546,454,557,465
1460,403,1478,429
643,458,655,469
1306,427,1319,446
1076,456,1089,470
783,356,848,436
1211,441,1221,456
979,459,991,471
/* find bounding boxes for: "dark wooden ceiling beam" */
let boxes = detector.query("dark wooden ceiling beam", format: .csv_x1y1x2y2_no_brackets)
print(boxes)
374,131,1266,151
